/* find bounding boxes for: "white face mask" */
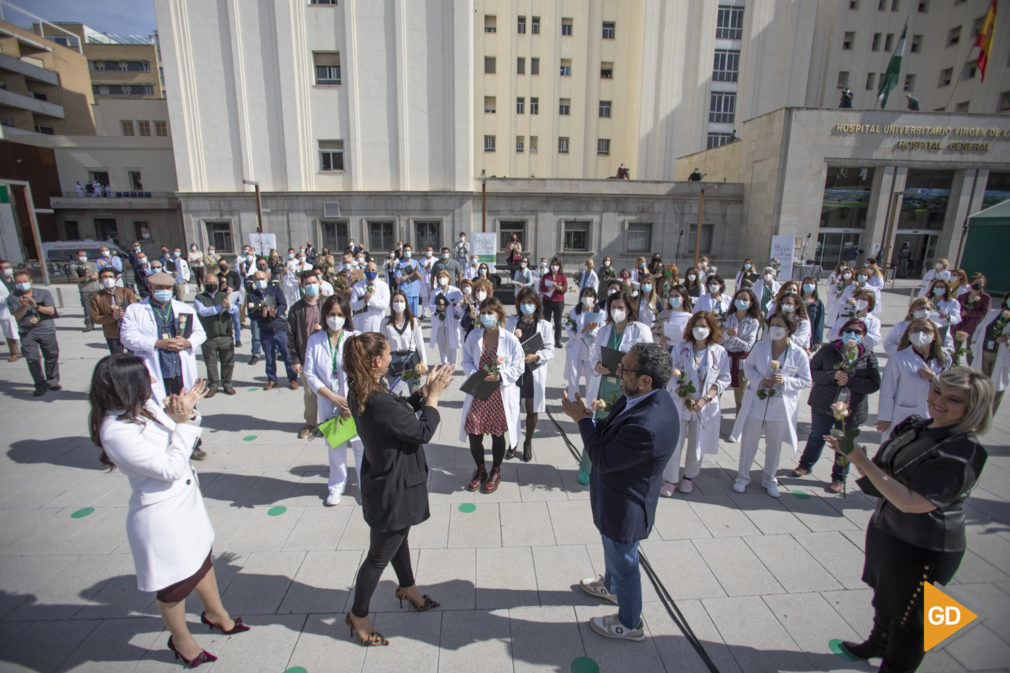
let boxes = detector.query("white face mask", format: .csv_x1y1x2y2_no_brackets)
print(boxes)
780,303,795,314
392,302,406,313
842,272,852,280
692,326,711,341
611,309,627,323
909,331,934,347
687,274,696,282
438,277,449,286
764,274,774,282
78,256,87,263
581,297,595,308
768,325,788,341
853,299,868,312
550,265,559,273
463,286,472,295
101,277,116,289
327,316,345,331
912,309,929,319
603,260,611,267
476,291,487,302
708,284,720,294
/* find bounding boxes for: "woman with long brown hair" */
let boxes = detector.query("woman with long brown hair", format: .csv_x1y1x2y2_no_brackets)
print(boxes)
342,333,454,647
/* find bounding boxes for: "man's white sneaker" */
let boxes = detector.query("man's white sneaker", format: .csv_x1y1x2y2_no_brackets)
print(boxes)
324,493,341,507
588,613,645,642
579,576,619,605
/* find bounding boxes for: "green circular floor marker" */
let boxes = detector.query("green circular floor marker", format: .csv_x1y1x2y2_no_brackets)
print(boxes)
791,491,812,500
243,435,258,442
267,506,287,517
283,667,308,673
458,503,476,513
70,507,94,519
247,387,258,392
828,639,858,661
571,657,600,673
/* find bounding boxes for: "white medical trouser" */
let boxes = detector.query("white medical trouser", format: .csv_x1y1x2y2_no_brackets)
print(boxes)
662,418,703,484
328,436,364,496
435,328,458,366
735,415,790,488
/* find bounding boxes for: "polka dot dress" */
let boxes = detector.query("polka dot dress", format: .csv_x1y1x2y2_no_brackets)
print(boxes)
464,338,508,437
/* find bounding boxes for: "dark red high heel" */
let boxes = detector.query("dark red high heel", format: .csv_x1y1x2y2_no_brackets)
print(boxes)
167,636,217,668
200,611,250,634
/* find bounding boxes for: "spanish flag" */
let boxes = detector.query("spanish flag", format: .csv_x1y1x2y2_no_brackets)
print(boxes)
976,0,997,82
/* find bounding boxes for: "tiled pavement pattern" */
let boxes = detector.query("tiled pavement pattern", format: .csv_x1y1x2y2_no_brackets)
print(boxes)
0,279,1008,673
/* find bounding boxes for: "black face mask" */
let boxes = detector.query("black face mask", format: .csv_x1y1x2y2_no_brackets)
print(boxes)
257,266,268,272
219,266,228,272
205,285,218,293
971,283,984,291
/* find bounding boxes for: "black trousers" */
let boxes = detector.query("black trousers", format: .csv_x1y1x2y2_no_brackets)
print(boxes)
351,526,415,618
543,300,564,345
21,329,60,390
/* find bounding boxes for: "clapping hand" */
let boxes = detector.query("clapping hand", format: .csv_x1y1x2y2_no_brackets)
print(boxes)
561,390,590,422
165,379,208,423
420,363,454,398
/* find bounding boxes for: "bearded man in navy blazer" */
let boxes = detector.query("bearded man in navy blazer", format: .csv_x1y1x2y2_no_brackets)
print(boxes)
561,342,679,642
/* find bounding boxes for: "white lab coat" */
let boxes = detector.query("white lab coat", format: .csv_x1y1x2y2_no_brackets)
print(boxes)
883,317,954,357
919,269,951,298
100,400,213,592
459,328,525,448
586,321,654,402
578,268,599,294
563,306,601,395
0,281,18,340
505,315,555,414
282,266,302,307
729,341,812,453
666,342,730,458
637,299,659,328
834,282,880,324
694,293,731,317
878,346,950,427
428,286,465,353
969,309,1010,391
304,328,359,427
931,298,963,328
655,310,692,349
349,278,391,333
120,299,207,405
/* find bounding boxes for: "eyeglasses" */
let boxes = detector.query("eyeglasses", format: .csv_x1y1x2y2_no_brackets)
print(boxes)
616,363,638,376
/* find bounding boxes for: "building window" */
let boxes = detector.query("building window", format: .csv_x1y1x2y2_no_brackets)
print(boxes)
516,136,524,153
516,97,525,114
319,139,344,171
484,135,496,152
531,16,540,34
205,221,234,253
878,0,886,9
563,220,590,251
320,220,349,252
415,220,441,251
954,101,969,112
137,120,151,136
918,0,928,11
885,33,894,51
843,31,855,50
891,0,900,10
716,6,744,39
65,221,80,239
999,92,1010,112
559,98,571,115
517,57,525,74
498,221,527,250
962,60,977,80
134,221,151,241
93,60,106,71
599,100,612,117
155,120,168,136
626,222,652,252
849,0,859,8
687,224,714,254
484,96,496,113
531,57,540,75
947,26,960,46
940,67,953,86
904,73,916,91
310,0,338,4
872,32,881,50
596,138,610,155
709,92,736,123
484,56,496,74
517,15,526,34
484,15,496,33
314,52,341,85
562,18,573,36
530,97,539,114
865,72,876,90
911,34,922,52
121,120,135,136
713,49,740,81
558,137,570,154
530,136,538,153
601,61,613,78
368,221,394,252
707,133,734,148
560,59,571,76
128,170,143,191
837,71,850,88
602,21,615,39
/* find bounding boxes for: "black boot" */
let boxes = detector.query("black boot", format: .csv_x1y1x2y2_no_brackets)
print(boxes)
840,614,887,661
523,412,538,462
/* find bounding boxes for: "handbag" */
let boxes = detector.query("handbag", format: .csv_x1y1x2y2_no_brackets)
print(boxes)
318,414,358,448
387,350,421,378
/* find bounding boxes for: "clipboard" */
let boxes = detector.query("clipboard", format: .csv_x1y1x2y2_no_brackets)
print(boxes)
600,346,623,373
176,313,194,339
461,371,500,400
521,331,544,354
584,311,604,325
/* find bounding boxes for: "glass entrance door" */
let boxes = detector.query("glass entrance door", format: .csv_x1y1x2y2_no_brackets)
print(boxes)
892,232,938,279
816,231,863,270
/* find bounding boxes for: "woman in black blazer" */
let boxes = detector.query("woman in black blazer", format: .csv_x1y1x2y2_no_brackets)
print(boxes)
343,332,454,647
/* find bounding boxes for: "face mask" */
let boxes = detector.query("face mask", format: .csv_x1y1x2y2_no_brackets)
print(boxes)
909,331,934,347
288,253,295,259
520,303,536,316
631,290,639,298
327,316,345,331
764,274,773,282
971,283,984,291
365,271,378,281
938,270,951,281
853,299,868,312
582,297,595,308
442,252,449,260
438,276,449,286
803,283,816,294
480,314,497,328
611,309,627,323
521,263,527,269
476,291,487,302
701,262,708,269
204,284,218,294
252,280,267,291
780,304,795,314
669,296,683,308
642,284,652,294
304,283,321,297
208,250,215,256
692,326,711,341
708,284,720,294
151,266,162,273
768,325,788,341
76,255,89,264
550,265,559,273
687,274,696,282
744,263,752,270
392,302,406,313
404,251,412,259
841,331,863,345
603,260,611,267
153,289,173,303
911,309,928,319
389,254,396,260
936,263,944,271
16,282,31,292
607,288,618,296
479,269,488,276
842,272,852,280
932,287,945,297
134,245,142,251
641,263,648,270
173,251,181,258
734,299,750,311
101,277,116,289
463,286,472,295
857,275,867,283
426,251,433,257
102,250,111,258
191,246,197,251
219,265,228,272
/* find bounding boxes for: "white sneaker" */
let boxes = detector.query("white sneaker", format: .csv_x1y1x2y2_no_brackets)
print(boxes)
732,480,747,494
765,483,781,498
579,575,619,605
588,613,645,642
677,477,694,494
324,493,341,506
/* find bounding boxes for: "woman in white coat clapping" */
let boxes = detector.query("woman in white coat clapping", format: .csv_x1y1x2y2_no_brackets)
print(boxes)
876,318,951,434
969,291,1010,414
730,312,812,497
564,286,602,397
90,356,249,668
505,288,555,461
695,275,731,319
460,298,525,494
660,312,730,496
304,294,364,506
428,269,464,365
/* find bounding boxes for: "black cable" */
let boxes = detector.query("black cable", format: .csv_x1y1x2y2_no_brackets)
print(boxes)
546,407,721,673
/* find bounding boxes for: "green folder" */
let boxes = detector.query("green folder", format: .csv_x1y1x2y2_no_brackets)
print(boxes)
318,414,358,448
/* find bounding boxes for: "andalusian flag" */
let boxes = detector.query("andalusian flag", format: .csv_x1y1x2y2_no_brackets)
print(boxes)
976,0,997,82
877,23,907,109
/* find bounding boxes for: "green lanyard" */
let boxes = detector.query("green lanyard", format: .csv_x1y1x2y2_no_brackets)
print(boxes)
327,330,345,376
152,303,173,331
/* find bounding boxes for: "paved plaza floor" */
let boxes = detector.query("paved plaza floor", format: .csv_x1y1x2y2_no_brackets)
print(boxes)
0,278,1008,673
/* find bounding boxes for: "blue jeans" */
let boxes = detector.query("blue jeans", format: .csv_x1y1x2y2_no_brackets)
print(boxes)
601,534,642,630
261,329,295,383
106,337,125,355
248,317,262,356
797,408,851,482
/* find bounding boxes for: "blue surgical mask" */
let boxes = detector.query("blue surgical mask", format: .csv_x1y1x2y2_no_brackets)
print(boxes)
153,289,173,303
803,283,816,293
364,271,378,281
520,303,536,316
304,284,320,297
668,296,683,308
841,331,863,345
480,314,498,328
442,252,449,260
254,280,268,291
404,251,412,259
16,282,31,292
641,284,652,294
734,299,750,311
743,263,752,270
932,287,945,297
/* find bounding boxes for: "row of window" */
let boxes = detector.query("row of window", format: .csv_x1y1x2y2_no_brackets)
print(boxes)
716,6,745,39
89,60,151,72
120,120,169,136
489,56,616,79
848,0,932,11
482,135,612,156
484,15,616,39
487,97,613,117
93,84,155,96
837,59,977,92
